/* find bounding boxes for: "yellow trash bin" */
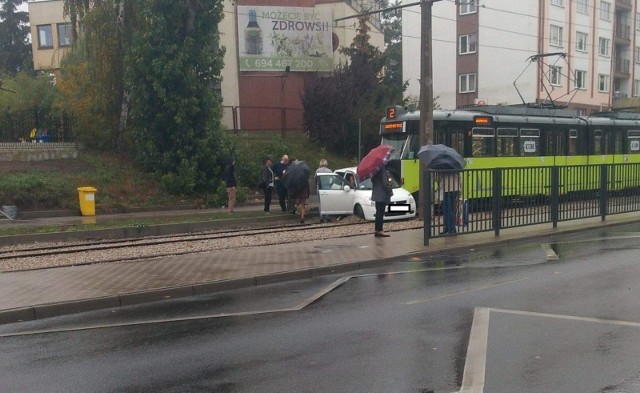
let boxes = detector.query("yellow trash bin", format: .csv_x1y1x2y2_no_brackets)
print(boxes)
77,187,97,216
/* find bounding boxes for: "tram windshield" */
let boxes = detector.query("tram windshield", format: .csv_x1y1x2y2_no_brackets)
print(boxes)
381,134,409,159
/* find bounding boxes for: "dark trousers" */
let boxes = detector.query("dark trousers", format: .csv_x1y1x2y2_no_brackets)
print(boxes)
264,187,272,211
375,202,386,232
275,182,287,211
443,191,459,233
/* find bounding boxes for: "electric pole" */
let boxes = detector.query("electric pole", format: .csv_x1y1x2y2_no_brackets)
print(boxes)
418,0,439,219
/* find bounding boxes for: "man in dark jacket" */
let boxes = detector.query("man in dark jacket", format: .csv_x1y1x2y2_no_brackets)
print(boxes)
272,155,289,212
261,157,274,212
223,159,237,213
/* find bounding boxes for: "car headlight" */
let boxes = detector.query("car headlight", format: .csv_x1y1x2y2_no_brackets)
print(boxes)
408,196,415,204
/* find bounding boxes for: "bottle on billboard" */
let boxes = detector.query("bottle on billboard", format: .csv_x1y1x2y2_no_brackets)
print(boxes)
245,9,263,55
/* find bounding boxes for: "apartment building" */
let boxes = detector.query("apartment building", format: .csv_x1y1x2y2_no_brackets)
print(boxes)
27,0,384,131
404,0,640,113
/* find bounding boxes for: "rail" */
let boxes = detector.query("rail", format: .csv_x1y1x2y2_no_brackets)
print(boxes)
423,163,640,245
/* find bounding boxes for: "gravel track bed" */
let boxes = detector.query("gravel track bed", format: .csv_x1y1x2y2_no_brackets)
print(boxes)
0,217,423,272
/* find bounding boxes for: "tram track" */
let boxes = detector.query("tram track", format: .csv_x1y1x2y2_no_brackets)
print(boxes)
0,218,424,272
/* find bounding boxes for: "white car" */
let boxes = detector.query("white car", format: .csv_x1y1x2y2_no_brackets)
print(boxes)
316,167,416,221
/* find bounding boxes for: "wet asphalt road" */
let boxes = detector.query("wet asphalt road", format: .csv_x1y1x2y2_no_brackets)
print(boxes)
2,225,640,393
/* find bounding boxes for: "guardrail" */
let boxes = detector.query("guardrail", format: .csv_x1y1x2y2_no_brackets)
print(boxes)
423,164,640,245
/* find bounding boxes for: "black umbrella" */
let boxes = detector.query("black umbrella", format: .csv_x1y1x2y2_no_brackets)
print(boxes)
417,144,465,171
281,161,311,193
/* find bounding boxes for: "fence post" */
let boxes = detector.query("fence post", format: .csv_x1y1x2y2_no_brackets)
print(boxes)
600,164,608,221
423,170,431,246
493,169,502,236
551,166,559,228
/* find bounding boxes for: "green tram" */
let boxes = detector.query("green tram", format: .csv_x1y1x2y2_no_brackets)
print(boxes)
380,105,640,200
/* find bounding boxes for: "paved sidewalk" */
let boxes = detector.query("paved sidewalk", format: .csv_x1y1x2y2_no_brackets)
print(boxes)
1,207,639,325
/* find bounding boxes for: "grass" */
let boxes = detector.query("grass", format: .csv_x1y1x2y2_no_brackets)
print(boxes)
0,130,354,232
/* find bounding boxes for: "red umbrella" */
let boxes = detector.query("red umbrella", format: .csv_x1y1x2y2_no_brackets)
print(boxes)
356,144,394,181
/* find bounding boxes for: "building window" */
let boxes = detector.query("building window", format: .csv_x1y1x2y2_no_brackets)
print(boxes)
598,74,609,92
550,25,563,47
576,0,588,14
636,47,640,64
599,37,610,56
550,65,562,86
576,32,588,52
551,0,563,6
634,80,640,97
574,70,587,90
600,1,611,21
460,0,477,15
459,33,477,55
37,25,53,49
459,73,476,93
637,12,640,30
57,23,72,47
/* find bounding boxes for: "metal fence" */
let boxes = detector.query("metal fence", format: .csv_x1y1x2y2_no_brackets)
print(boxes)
0,110,74,143
424,163,640,245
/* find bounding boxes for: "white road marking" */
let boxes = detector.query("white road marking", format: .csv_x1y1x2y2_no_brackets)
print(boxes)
403,278,527,305
459,307,490,393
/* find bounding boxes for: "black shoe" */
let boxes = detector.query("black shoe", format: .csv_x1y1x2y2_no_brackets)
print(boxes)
300,219,305,224
374,231,390,237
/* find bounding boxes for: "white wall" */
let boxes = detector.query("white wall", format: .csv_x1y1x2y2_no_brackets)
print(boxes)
220,0,240,130
402,1,457,110
478,0,539,105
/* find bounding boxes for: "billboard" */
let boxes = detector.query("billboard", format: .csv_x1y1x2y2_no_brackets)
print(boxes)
237,6,334,72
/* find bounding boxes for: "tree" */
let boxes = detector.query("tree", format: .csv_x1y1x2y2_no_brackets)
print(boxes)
380,0,405,104
59,0,131,150
0,0,32,75
125,0,228,195
303,16,398,157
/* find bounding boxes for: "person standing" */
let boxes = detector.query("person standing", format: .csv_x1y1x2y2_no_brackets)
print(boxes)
287,156,298,214
292,178,310,224
261,157,274,212
223,158,237,213
272,155,289,212
316,159,332,223
371,166,393,237
438,171,461,234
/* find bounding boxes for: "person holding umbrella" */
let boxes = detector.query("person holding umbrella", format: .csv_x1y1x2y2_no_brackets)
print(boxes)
357,145,395,238
282,160,311,223
371,166,393,237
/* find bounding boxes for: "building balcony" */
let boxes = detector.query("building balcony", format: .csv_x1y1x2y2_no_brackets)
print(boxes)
616,0,632,10
615,23,631,41
615,58,630,75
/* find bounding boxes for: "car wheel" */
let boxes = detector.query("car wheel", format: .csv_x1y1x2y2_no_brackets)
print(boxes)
354,204,365,219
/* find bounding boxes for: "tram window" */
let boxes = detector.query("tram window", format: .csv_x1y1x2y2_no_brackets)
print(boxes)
471,127,495,157
520,128,540,156
593,130,603,154
497,128,518,156
627,130,640,153
569,129,578,155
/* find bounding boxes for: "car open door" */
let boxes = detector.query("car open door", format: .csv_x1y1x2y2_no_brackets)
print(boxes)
316,173,354,215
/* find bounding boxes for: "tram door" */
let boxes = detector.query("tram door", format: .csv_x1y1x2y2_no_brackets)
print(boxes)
435,126,465,157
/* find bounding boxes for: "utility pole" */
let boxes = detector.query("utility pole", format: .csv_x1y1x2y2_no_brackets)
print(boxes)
418,0,439,219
